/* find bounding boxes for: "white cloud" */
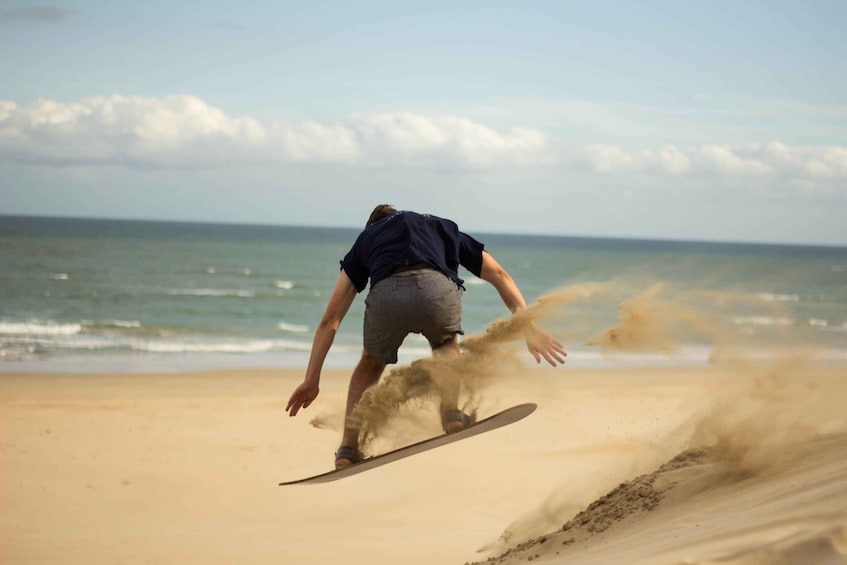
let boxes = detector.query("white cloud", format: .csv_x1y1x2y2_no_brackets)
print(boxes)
2,95,844,193
0,95,266,167
0,95,549,169
766,141,847,178
586,142,847,182
586,144,692,175
350,113,549,167
698,145,770,175
270,120,359,163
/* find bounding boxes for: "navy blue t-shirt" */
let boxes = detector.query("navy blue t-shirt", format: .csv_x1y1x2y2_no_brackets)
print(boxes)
340,211,485,292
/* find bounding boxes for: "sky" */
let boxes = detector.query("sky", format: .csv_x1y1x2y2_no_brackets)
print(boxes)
1,0,846,245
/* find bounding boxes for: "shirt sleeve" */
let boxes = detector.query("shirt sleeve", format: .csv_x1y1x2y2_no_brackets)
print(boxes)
458,232,485,277
340,244,370,293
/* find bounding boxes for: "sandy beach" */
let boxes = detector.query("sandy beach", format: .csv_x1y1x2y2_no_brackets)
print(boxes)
2,361,846,565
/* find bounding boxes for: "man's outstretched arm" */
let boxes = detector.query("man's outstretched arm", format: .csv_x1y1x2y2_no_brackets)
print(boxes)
286,270,358,416
479,251,567,366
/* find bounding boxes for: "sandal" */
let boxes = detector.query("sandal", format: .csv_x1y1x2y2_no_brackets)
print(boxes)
441,409,477,433
335,446,364,469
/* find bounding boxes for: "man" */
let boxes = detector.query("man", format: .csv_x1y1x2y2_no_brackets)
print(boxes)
286,205,566,468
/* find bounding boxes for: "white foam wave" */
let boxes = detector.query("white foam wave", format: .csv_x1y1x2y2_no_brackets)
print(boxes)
166,288,255,298
755,292,800,302
0,321,82,336
49,273,69,281
0,319,142,341
732,316,794,327
733,316,842,331
396,345,434,357
133,338,312,354
0,343,38,359
2,333,116,351
275,280,295,290
278,321,310,333
0,330,319,357
572,344,715,365
82,319,142,329
464,277,486,286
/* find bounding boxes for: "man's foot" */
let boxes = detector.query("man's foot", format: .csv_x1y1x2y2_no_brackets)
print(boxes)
335,446,364,469
441,410,476,433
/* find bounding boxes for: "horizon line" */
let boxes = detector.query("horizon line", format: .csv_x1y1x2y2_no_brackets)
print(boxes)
2,212,845,250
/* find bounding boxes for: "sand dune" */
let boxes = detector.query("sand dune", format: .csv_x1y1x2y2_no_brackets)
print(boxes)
474,359,847,565
478,433,847,564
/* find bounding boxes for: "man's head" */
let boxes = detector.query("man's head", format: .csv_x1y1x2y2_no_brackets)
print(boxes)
366,204,397,227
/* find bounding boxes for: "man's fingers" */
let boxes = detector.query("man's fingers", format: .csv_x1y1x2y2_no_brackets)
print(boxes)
286,381,319,418
287,401,299,417
287,393,306,417
527,336,568,366
540,346,567,367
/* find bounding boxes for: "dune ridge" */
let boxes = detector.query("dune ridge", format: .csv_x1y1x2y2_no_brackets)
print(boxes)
469,348,847,563
473,429,847,565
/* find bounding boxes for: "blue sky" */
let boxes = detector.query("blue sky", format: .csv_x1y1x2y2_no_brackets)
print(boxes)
1,0,846,244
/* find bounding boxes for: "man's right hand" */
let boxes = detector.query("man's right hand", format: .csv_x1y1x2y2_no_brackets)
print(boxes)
286,379,319,417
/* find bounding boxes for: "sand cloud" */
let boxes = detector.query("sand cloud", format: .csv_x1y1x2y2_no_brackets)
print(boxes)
0,95,549,169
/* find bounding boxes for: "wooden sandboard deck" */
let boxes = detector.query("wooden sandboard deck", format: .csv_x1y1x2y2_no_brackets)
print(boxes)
279,403,537,485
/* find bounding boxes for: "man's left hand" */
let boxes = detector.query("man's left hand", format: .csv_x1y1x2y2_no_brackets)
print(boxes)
524,325,567,366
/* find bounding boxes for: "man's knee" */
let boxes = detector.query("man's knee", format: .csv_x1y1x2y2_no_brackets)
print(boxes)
432,334,460,357
357,350,386,375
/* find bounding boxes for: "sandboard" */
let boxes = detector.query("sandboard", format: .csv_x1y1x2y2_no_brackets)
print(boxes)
279,403,536,485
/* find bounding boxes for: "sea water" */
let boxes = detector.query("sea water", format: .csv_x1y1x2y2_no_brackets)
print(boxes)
1,215,845,373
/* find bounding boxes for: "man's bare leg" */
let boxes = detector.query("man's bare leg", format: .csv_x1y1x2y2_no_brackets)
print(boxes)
432,335,466,433
337,351,386,468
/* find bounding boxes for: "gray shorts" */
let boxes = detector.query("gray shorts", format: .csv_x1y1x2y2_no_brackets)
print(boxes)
363,269,464,364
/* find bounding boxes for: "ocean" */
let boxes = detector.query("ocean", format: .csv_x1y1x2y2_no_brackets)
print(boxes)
2,215,846,373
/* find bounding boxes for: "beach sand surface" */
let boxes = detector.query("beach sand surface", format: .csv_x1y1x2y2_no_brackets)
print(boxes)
2,364,846,564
